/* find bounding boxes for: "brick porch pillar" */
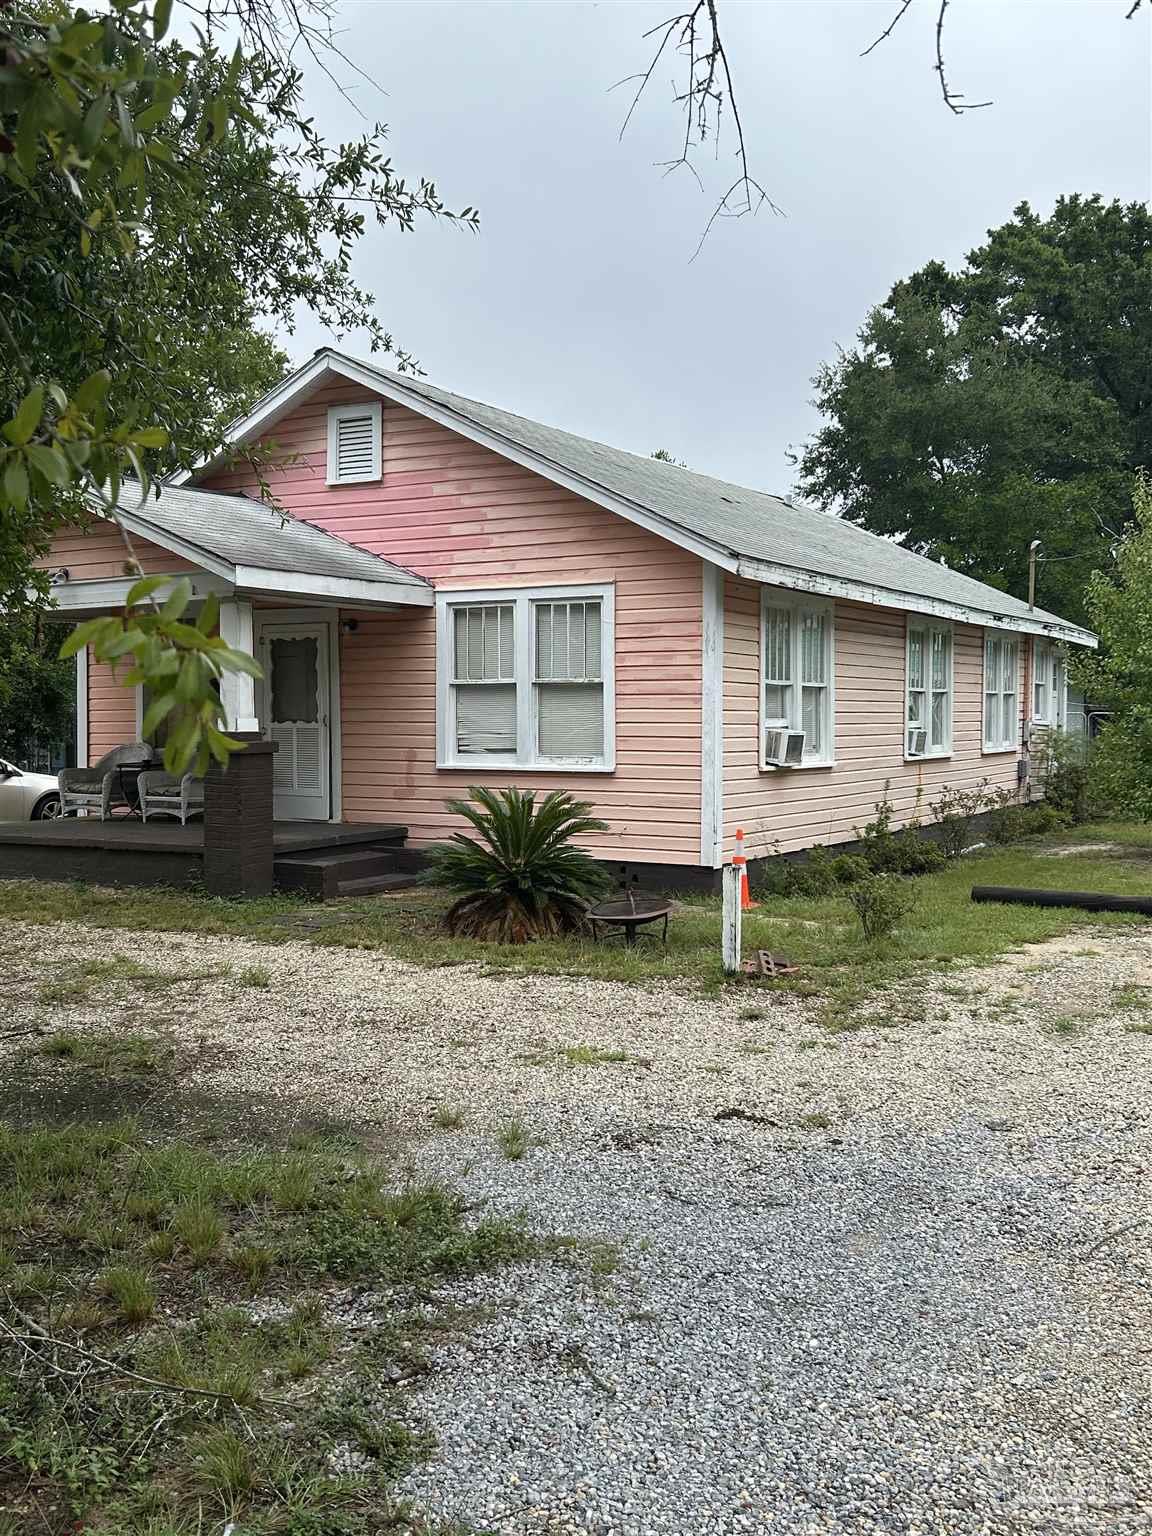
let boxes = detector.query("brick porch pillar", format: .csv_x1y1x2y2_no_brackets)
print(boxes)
203,736,278,897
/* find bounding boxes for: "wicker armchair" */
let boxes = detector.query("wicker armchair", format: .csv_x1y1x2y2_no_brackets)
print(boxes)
137,770,205,826
58,743,154,820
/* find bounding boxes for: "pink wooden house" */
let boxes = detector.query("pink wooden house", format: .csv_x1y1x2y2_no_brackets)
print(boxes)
39,348,1093,889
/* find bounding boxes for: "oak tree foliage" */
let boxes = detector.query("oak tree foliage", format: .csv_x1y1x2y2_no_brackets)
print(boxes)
797,197,1152,628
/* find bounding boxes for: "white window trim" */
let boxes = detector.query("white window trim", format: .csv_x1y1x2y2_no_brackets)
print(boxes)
982,629,1020,755
758,588,836,770
1032,639,1068,729
436,583,616,773
326,401,382,485
905,618,953,760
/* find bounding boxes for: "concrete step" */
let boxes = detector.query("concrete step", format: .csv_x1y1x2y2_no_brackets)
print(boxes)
334,872,422,898
275,841,419,899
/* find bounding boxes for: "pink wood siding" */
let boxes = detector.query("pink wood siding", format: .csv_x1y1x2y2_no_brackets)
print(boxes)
87,654,138,763
202,385,704,863
723,577,1024,859
37,522,196,581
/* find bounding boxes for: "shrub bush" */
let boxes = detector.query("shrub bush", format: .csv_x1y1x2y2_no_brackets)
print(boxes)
1025,804,1073,836
855,789,946,875
985,787,1072,844
423,786,610,942
753,845,869,898
847,873,915,942
1033,729,1095,823
931,780,993,858
870,832,946,875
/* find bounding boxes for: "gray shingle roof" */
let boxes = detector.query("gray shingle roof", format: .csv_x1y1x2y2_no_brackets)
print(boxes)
115,482,429,590
340,354,1089,641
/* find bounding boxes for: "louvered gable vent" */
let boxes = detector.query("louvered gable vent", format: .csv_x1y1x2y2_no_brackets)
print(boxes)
327,401,382,485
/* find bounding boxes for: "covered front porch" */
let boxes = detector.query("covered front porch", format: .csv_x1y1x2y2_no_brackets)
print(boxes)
0,816,418,900
42,483,433,827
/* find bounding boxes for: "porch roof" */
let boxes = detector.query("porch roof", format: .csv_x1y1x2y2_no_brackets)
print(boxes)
51,483,433,614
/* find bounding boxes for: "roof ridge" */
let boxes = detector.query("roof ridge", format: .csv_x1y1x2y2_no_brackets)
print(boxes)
325,348,799,513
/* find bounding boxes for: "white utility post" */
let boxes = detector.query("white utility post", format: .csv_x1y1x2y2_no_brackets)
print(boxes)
217,597,260,733
722,862,743,975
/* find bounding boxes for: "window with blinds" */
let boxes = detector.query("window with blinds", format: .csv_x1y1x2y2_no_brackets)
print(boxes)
451,605,516,756
439,587,613,769
326,402,382,485
760,595,833,766
906,620,952,757
534,600,604,761
983,632,1019,752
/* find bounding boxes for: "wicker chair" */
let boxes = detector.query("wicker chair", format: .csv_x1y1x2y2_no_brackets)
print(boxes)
137,770,205,826
58,743,154,820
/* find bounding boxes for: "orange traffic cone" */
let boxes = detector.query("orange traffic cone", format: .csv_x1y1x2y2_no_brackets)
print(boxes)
733,827,759,910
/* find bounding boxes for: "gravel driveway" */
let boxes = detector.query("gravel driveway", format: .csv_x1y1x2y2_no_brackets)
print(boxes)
4,919,1152,1535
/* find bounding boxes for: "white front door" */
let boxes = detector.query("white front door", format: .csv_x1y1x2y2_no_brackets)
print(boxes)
258,622,331,821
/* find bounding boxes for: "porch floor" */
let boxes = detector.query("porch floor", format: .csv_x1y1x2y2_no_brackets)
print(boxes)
0,820,406,855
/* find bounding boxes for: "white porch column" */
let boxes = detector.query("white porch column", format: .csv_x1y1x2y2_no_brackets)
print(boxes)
218,598,260,733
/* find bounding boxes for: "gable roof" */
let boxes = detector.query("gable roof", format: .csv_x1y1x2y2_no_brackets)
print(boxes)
183,348,1094,646
100,482,432,608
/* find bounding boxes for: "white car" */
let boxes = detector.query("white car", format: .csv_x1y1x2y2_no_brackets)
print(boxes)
0,759,62,821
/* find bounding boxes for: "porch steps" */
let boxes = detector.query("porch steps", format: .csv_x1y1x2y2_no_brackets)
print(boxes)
332,872,420,898
273,831,422,901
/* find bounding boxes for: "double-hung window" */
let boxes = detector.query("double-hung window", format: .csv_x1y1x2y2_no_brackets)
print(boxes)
983,632,1020,752
438,585,614,770
1032,639,1067,729
906,620,952,758
760,593,834,766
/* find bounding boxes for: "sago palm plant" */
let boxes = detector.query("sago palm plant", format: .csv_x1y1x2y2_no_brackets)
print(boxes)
423,786,610,942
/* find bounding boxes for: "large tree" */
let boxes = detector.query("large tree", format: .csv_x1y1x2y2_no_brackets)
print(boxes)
0,613,74,764
797,197,1152,626
0,0,472,770
1079,474,1152,817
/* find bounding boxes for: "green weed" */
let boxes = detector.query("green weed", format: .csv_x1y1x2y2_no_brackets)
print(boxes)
496,1118,535,1161
98,1264,156,1323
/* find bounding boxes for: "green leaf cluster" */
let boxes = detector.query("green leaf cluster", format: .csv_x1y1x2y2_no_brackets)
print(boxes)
60,575,257,774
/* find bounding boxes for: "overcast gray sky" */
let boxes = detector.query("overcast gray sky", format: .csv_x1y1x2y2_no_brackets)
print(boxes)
285,0,1151,495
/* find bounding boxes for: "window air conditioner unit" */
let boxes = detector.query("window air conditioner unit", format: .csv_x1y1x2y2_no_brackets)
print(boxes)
764,729,805,767
907,727,928,757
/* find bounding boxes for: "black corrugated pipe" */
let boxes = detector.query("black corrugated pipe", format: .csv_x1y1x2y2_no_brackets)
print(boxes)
972,887,1152,915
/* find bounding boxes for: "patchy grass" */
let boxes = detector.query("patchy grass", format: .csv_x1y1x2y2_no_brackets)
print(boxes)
236,963,273,989
431,1105,466,1131
36,952,225,1007
496,1117,536,1161
1050,1014,1087,1037
561,1044,642,1067
5,831,1152,1001
37,1031,168,1074
97,1262,157,1323
0,1119,532,1535
1112,982,1152,1011
798,1110,834,1130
